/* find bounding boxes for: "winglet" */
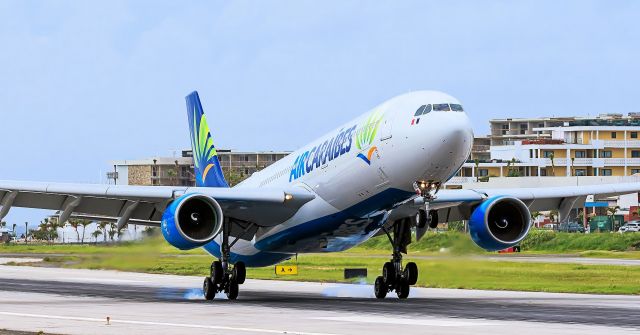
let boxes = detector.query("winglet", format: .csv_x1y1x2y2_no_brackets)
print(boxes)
185,91,229,188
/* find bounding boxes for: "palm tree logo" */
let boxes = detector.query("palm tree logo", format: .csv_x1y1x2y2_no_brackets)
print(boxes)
355,110,384,165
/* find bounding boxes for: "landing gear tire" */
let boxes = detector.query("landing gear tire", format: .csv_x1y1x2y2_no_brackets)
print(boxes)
396,278,410,299
428,210,439,229
404,262,418,285
234,262,246,284
374,276,387,299
226,277,239,300
203,277,216,300
211,261,223,285
417,210,428,229
382,262,396,285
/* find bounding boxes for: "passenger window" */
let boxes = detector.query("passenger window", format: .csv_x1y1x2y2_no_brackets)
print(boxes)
414,105,426,116
450,104,464,111
433,104,451,112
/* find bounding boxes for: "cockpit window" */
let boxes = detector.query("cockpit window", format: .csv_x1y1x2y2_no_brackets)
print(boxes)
423,104,432,114
433,104,451,112
414,105,426,116
450,104,464,111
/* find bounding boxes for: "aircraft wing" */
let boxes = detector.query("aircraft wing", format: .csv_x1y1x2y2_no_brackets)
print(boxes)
0,180,315,228
390,182,640,223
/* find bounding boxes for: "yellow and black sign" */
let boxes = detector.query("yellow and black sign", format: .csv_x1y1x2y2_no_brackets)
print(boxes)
275,265,298,275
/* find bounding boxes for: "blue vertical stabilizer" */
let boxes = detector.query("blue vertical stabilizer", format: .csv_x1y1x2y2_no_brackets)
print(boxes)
185,91,229,188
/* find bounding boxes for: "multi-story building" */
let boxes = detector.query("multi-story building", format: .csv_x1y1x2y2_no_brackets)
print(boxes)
488,117,573,146
458,113,640,180
108,149,290,186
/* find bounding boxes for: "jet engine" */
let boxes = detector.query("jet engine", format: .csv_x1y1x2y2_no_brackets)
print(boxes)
161,194,223,250
468,196,531,251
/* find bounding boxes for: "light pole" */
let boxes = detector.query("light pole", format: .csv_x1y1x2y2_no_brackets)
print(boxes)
24,222,28,244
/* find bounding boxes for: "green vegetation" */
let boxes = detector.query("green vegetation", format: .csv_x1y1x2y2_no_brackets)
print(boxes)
4,231,640,294
520,230,640,252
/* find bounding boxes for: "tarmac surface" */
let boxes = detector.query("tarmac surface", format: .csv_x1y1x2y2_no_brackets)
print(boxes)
0,258,639,335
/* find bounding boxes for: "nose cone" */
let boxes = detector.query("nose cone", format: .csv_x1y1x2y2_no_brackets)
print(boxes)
422,112,474,181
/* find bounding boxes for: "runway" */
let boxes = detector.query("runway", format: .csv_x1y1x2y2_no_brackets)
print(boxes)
0,259,639,335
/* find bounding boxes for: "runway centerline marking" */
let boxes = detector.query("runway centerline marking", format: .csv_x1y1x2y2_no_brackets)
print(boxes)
0,311,344,335
315,316,499,327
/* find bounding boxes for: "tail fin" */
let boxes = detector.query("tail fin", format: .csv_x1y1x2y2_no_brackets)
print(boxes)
185,91,229,188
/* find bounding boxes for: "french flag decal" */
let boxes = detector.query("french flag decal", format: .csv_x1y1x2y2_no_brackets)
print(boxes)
411,118,420,125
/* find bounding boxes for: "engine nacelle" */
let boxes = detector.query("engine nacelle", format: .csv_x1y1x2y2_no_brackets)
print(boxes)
469,196,531,251
161,193,223,250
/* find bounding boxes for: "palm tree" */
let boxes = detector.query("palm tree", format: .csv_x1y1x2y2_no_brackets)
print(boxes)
91,230,102,243
79,220,92,244
97,221,109,242
549,152,556,176
107,223,117,241
607,206,621,230
68,219,81,243
549,210,559,224
167,168,177,186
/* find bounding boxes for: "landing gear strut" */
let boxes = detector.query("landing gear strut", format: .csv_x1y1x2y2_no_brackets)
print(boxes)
374,218,419,299
203,219,247,300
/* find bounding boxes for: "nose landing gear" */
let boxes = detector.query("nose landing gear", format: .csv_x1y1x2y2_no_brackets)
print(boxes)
374,218,419,299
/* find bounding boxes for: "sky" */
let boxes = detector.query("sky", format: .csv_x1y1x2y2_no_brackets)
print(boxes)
1,0,640,231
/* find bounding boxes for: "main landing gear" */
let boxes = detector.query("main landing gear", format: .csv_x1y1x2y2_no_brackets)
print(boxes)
374,218,419,299
203,260,245,300
203,219,246,300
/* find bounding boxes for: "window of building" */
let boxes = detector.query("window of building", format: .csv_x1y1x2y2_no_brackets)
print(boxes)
600,151,612,158
575,151,586,158
632,169,640,175
502,124,509,130
180,166,190,177
151,166,158,177
543,151,554,158
478,169,489,177
245,155,249,162
450,104,463,111
601,169,612,176
414,105,426,116
611,132,617,139
632,132,638,139
433,104,451,112
632,151,640,158
575,169,586,176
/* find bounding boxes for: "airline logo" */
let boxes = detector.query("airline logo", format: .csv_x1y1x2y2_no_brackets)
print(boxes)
289,111,385,181
289,125,357,182
355,111,383,165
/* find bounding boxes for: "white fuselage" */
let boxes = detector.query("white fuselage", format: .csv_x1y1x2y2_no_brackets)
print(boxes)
205,91,474,266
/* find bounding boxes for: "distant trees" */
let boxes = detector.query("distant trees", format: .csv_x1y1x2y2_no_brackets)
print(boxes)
31,218,59,243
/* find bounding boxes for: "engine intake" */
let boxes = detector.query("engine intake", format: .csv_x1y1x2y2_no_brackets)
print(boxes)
161,194,223,250
469,196,531,251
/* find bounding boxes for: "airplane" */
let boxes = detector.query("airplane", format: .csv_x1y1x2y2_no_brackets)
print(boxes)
2,90,640,300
